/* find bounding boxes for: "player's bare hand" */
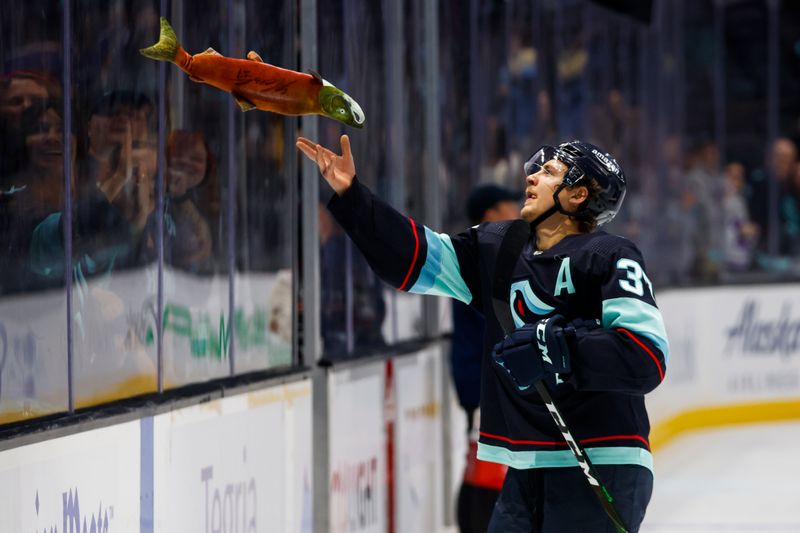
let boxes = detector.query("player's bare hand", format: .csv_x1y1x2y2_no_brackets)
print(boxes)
296,135,355,196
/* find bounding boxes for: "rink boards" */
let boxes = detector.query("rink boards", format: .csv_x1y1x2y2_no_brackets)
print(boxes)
0,347,448,533
1,283,799,531
647,284,800,449
0,380,312,532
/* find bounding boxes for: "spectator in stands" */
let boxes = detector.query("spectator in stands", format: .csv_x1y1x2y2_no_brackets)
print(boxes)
533,89,558,147
83,90,155,200
452,184,521,533
72,90,158,269
500,35,538,149
722,162,759,272
0,71,56,131
20,89,159,295
591,88,635,161
556,33,588,139
781,160,800,257
0,98,72,294
165,130,215,272
683,140,724,282
0,70,61,192
749,137,798,257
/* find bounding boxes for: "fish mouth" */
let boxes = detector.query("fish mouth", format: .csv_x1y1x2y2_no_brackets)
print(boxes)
345,95,365,126
319,85,366,128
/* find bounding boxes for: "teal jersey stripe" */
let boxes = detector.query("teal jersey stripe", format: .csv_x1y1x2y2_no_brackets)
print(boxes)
602,297,670,362
477,443,654,474
408,227,472,304
409,226,443,294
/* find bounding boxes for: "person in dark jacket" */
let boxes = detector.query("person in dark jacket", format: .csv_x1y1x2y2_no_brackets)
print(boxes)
297,135,668,532
452,184,520,533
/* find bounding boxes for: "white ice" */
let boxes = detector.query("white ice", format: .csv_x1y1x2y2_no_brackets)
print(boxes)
642,421,800,532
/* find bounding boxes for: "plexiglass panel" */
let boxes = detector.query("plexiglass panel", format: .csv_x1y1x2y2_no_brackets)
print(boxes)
0,0,69,422
438,0,474,235
160,2,231,388
318,0,390,359
233,0,295,372
69,0,160,406
395,0,426,342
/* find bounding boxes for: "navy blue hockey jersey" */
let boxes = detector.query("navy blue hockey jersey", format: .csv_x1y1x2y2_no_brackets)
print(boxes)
329,178,669,473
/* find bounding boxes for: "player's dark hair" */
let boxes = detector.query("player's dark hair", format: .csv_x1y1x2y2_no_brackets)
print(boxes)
566,178,602,233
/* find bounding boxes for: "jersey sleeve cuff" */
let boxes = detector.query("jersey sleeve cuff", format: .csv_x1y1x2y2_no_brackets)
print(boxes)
327,175,367,230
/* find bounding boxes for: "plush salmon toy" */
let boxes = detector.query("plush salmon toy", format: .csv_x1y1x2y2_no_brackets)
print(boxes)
140,17,365,128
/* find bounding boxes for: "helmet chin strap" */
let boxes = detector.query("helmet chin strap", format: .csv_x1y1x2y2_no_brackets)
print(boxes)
529,182,593,230
528,184,569,229
528,204,559,229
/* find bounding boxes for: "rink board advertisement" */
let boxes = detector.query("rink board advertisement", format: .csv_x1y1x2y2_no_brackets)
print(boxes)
0,288,69,422
0,380,311,532
649,284,800,433
0,421,141,532
152,380,313,533
162,269,293,383
382,289,427,343
393,348,445,533
0,269,291,424
329,361,386,533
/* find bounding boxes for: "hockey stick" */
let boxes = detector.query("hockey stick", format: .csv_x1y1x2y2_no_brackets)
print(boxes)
491,219,629,533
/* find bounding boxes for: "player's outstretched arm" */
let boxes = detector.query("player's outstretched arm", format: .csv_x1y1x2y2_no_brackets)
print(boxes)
295,134,481,308
296,134,355,196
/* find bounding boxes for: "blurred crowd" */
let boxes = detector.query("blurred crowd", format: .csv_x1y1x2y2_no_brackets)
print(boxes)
0,2,295,300
637,136,800,286
0,1,385,368
471,90,800,288
0,69,222,295
0,2,305,413
439,0,800,289
2,0,799,353
0,0,798,424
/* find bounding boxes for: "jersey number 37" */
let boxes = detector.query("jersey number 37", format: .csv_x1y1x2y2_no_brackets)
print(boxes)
616,258,654,299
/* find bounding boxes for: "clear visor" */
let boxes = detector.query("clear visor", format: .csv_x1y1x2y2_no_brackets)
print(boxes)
523,145,564,177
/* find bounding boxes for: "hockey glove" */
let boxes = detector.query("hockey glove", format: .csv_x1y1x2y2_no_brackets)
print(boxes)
492,315,593,392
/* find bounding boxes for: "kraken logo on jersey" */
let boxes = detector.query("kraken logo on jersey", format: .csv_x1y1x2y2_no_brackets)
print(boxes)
510,279,555,328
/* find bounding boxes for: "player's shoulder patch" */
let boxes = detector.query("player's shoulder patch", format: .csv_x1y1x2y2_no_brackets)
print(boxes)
473,220,519,245
581,231,639,259
478,219,516,236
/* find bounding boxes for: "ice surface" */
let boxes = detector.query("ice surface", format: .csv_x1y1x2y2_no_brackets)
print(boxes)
642,421,800,532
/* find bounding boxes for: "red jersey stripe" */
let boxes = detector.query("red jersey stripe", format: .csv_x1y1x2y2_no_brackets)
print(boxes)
480,431,650,449
397,217,420,291
580,434,650,449
617,327,665,382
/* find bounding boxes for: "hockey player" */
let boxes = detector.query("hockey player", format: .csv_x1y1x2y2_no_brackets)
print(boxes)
297,135,668,532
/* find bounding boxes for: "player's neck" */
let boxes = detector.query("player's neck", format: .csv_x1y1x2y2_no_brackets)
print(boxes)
534,215,582,251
